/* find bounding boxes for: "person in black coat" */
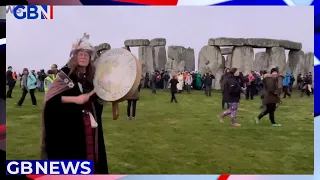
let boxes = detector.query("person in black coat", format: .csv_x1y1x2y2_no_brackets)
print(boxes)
169,75,179,103
144,72,150,88
6,66,15,98
204,71,215,96
220,68,230,109
218,68,242,127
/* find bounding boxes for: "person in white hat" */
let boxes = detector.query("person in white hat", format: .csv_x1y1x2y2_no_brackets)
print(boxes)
41,40,109,174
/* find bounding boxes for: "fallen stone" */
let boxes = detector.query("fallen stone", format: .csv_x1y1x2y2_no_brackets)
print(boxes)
254,52,270,72
150,38,166,47
153,46,167,71
198,45,224,89
231,46,254,75
221,47,233,55
185,48,195,72
288,50,305,86
139,46,154,75
208,37,245,46
279,40,302,50
125,39,150,47
166,46,186,75
266,47,286,75
225,55,232,69
244,38,280,48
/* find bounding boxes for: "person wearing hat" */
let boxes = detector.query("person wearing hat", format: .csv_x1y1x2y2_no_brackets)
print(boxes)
41,41,109,174
17,68,37,106
254,67,281,127
218,68,242,127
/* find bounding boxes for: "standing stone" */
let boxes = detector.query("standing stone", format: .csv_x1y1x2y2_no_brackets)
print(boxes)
231,46,254,75
222,55,226,66
153,46,167,71
254,52,270,72
288,50,305,86
150,38,167,71
305,52,314,74
185,48,195,72
139,46,154,75
166,46,186,75
266,47,286,75
225,55,232,69
198,45,224,89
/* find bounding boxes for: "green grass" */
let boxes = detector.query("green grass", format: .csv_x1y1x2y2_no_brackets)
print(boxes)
6,87,313,174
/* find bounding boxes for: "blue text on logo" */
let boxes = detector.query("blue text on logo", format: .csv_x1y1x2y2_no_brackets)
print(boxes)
13,5,53,20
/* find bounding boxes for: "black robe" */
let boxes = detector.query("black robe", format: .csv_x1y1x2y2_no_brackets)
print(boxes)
42,66,108,174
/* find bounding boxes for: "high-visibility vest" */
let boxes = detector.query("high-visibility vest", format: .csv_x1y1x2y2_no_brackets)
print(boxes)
44,76,54,92
52,74,57,80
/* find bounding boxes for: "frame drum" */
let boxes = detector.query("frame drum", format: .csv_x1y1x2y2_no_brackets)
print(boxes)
93,48,141,102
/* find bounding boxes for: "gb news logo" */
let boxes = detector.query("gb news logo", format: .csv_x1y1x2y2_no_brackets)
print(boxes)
6,160,92,175
6,5,53,20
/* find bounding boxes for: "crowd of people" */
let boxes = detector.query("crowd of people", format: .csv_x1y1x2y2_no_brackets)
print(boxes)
5,64,59,106
140,67,313,127
6,64,314,124
5,37,314,173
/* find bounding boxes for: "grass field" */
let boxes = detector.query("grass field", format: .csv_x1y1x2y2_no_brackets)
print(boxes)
6,87,314,174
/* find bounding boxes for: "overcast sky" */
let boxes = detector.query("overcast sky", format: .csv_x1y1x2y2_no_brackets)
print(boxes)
7,6,314,72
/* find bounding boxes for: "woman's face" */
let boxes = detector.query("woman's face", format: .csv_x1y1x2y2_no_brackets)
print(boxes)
77,50,90,67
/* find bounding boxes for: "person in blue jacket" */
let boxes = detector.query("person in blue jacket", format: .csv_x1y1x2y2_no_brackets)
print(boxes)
17,68,37,106
282,72,292,98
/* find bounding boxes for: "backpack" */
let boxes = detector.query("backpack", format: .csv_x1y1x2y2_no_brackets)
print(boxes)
163,74,169,81
29,75,37,86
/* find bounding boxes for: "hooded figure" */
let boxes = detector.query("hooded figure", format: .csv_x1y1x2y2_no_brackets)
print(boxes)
282,72,291,87
41,41,109,174
282,72,291,98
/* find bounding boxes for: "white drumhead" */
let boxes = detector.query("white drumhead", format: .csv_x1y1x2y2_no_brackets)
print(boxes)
94,48,138,101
